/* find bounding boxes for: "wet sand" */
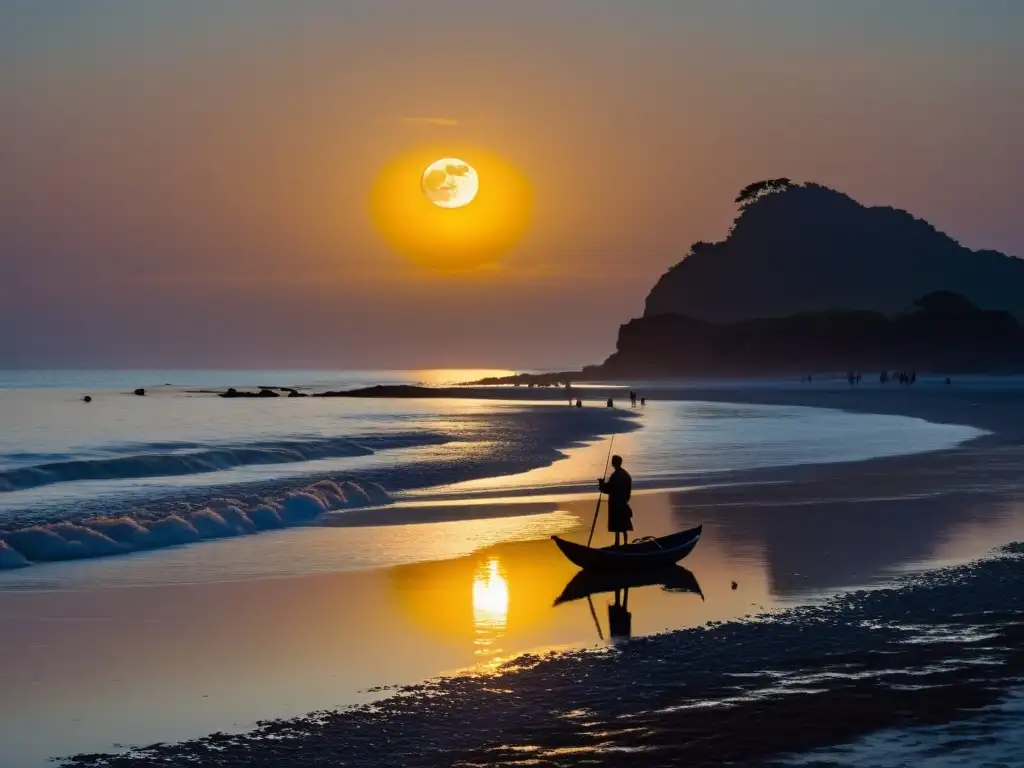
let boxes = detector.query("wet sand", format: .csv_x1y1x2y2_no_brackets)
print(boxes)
5,382,1024,766
55,544,1024,768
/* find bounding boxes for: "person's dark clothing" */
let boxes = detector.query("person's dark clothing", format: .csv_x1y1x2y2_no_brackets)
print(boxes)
600,468,633,533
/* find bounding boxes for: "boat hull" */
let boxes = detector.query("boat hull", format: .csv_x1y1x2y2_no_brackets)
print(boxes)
552,525,702,571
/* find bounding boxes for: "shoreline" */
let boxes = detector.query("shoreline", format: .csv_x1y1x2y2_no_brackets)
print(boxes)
57,544,1024,768
201,377,1024,442
24,381,1024,767
0,404,640,571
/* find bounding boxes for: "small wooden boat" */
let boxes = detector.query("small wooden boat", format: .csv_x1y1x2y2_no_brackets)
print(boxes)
551,524,702,571
553,565,703,606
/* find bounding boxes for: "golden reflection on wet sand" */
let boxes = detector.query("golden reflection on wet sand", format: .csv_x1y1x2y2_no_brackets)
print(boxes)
1,490,1022,765
472,558,509,656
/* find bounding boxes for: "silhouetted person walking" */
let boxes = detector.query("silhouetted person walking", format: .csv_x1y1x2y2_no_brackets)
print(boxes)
599,455,633,546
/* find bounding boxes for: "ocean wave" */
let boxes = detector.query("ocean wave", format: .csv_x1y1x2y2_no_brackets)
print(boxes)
0,478,390,569
0,407,639,569
0,433,446,492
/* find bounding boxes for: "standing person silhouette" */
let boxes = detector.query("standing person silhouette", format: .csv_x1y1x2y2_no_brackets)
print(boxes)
599,455,633,546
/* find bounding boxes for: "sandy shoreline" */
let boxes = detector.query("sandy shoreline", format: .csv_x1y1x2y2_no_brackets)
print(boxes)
60,544,1024,768
22,381,1022,767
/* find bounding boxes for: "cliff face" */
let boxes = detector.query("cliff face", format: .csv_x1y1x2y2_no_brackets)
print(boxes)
644,183,1024,323
598,291,1024,376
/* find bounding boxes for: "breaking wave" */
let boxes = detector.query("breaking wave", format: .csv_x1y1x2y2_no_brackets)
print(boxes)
0,433,445,492
0,478,390,568
0,407,640,570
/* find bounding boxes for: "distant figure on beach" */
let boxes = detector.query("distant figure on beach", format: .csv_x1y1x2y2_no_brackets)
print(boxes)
576,399,583,407
599,455,633,546
880,370,889,384
629,391,637,407
945,377,952,385
640,397,646,407
606,397,614,408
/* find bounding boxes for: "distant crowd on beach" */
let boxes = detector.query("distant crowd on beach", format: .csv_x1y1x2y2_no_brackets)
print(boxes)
800,371,952,386
877,370,917,385
565,382,646,409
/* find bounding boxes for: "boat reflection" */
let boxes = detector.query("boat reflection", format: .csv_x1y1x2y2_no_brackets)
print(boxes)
553,566,704,606
553,566,704,643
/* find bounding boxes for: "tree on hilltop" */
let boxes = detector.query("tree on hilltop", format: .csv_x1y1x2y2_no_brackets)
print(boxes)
735,178,794,207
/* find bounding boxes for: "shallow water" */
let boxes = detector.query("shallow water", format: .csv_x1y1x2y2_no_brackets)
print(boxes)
35,535,1024,768
0,375,982,571
2,490,1022,766
0,371,1007,766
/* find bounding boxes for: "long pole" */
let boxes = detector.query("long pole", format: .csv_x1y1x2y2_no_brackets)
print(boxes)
586,435,615,547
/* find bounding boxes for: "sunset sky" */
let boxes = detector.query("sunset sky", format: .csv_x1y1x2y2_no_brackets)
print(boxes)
3,1,1022,369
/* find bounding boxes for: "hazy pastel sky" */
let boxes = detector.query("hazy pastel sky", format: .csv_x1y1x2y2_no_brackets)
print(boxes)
3,1,1022,369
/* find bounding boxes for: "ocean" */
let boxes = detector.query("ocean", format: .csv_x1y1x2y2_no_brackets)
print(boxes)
4,369,1023,767
0,369,982,576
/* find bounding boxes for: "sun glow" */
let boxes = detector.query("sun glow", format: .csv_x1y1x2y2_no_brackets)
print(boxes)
370,145,532,272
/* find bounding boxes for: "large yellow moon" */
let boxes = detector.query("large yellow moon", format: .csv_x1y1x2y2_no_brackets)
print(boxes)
421,158,479,208
370,146,532,273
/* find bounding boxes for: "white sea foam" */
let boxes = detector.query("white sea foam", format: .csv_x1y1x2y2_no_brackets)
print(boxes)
0,434,439,492
0,403,637,569
0,392,982,572
0,479,389,567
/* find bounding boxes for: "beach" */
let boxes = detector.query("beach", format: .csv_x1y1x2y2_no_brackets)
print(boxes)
2,373,1024,766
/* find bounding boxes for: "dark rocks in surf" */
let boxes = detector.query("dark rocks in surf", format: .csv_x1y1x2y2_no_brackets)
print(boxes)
133,388,145,396
218,387,281,399
317,385,437,398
